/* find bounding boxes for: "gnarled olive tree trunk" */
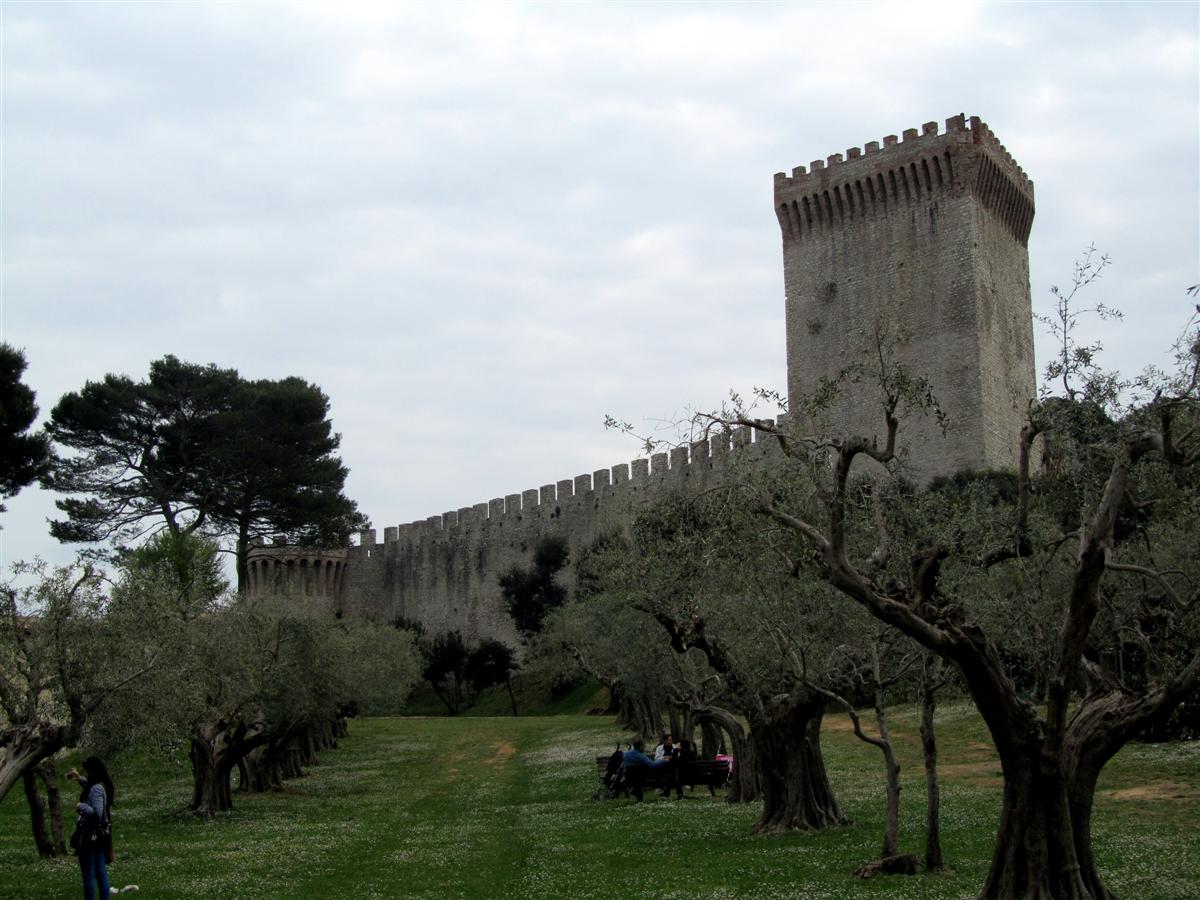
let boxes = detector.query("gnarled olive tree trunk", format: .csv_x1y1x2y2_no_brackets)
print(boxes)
314,718,341,752
190,721,269,818
979,733,1085,899
190,731,234,818
240,722,310,793
919,653,944,871
617,694,665,743
749,693,845,834
23,759,68,858
948,630,1200,900
693,705,758,803
0,721,67,805
973,682,1193,900
240,743,285,793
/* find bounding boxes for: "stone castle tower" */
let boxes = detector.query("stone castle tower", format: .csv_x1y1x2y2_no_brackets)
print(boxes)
249,114,1038,639
774,114,1036,481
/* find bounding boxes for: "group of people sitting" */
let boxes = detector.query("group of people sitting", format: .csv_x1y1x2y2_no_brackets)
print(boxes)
614,733,698,799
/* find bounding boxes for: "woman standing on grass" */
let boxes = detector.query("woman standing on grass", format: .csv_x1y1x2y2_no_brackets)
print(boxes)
67,757,114,900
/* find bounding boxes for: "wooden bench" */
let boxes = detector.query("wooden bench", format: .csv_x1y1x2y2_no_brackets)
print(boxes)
593,754,730,800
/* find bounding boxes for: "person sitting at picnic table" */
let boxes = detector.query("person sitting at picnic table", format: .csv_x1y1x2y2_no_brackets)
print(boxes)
622,739,664,768
620,739,670,800
645,736,683,798
660,739,699,798
654,734,675,761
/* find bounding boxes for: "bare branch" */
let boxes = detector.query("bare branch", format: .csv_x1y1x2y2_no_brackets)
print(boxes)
979,419,1042,568
756,499,830,554
1105,561,1188,610
805,679,888,752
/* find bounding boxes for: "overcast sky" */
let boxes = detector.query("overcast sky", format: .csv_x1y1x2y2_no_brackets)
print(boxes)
2,1,1197,570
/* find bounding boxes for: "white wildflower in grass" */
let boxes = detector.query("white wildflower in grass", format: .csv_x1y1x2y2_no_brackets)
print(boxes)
930,700,982,726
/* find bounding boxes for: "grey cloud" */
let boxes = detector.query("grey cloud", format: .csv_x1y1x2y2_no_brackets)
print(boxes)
2,1,1196,569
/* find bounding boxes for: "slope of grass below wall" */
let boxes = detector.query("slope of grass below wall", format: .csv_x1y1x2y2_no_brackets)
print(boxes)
398,673,608,717
2,704,1198,899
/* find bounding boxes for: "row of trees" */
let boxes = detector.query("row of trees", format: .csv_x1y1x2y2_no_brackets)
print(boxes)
0,349,418,854
538,282,1199,898
2,533,423,855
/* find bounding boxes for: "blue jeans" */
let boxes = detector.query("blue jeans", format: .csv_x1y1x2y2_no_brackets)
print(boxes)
79,847,110,900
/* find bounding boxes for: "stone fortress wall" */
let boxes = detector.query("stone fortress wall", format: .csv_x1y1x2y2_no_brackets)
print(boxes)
249,114,1037,645
251,425,784,646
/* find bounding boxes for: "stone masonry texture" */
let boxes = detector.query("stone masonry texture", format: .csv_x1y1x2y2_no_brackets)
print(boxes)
250,114,1037,645
775,114,1036,482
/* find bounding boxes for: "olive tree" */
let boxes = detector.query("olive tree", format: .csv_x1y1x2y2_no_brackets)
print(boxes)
565,487,911,832
625,488,865,833
78,535,421,819
693,304,1200,898
544,533,695,745
181,594,420,817
0,555,182,854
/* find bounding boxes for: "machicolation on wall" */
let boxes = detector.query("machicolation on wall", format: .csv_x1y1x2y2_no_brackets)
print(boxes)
773,115,1033,245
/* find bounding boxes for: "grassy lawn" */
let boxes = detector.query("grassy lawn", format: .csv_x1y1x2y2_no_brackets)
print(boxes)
2,704,1198,899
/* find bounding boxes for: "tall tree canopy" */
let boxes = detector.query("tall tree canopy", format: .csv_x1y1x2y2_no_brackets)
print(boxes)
43,356,365,590
42,355,237,541
207,375,366,590
0,344,52,511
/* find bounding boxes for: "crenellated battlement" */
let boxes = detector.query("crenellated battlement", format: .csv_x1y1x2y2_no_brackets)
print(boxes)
772,115,1032,193
773,115,1034,246
332,420,787,643
357,421,775,548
